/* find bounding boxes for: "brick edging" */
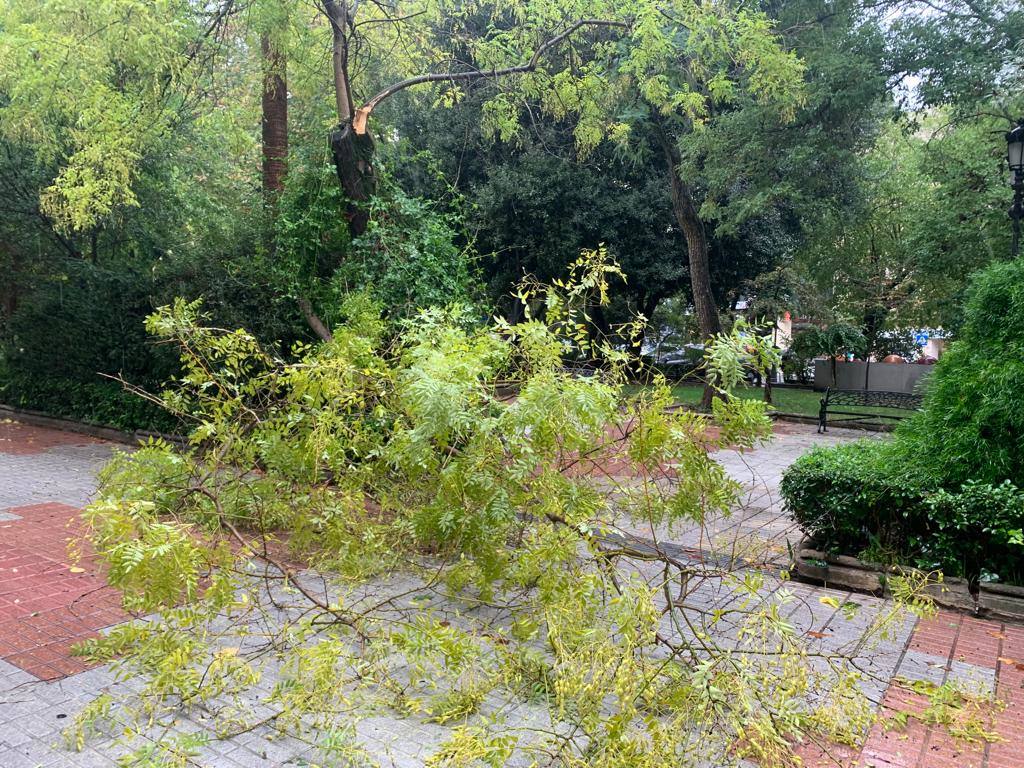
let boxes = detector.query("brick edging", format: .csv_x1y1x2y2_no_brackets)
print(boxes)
769,411,895,432
0,404,185,448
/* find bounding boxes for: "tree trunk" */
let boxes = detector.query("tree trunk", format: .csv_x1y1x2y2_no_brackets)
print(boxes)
330,124,375,237
324,0,375,238
660,139,721,410
261,34,288,198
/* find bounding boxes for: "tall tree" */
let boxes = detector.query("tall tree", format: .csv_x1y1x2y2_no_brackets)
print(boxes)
388,96,688,327
886,0,1022,113
306,0,805,370
261,33,288,197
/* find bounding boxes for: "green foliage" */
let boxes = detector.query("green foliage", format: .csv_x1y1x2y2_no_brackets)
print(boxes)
887,678,1002,745
783,263,1024,582
343,184,480,318
0,0,216,232
781,441,1024,581
0,254,300,432
705,318,782,391
789,322,865,385
874,330,922,361
798,323,864,362
923,481,1024,584
389,95,689,320
897,259,1024,486
0,376,176,433
888,0,1022,111
795,116,1016,333
70,263,913,766
780,440,927,557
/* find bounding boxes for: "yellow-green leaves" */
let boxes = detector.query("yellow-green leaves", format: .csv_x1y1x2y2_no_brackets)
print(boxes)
75,261,907,766
0,0,205,231
39,88,144,231
82,498,212,611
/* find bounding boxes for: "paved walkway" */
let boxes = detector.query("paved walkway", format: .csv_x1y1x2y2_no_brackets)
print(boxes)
0,419,1021,767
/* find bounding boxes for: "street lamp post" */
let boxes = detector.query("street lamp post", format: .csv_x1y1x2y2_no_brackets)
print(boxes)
1008,120,1024,259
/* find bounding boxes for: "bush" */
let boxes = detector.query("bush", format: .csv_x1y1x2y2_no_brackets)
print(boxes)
780,440,928,558
896,259,1024,486
0,375,179,433
782,443,1024,581
921,481,1024,584
782,260,1024,584
1,249,302,433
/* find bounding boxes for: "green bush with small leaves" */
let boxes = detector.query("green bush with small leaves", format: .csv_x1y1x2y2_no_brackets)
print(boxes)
782,259,1024,583
920,481,1024,584
781,442,1024,581
780,440,928,559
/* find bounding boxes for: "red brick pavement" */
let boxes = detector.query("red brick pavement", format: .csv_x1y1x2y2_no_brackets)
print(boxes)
0,502,125,680
0,420,101,455
798,611,1024,767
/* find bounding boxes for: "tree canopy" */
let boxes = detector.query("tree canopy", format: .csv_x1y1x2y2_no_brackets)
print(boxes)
0,0,1022,416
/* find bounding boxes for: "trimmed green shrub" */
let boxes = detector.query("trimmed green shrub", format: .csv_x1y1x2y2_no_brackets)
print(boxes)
780,440,928,558
921,481,1024,584
782,444,1024,581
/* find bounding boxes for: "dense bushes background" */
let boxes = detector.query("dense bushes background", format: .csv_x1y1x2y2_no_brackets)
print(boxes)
0,164,482,431
0,250,309,432
782,259,1024,584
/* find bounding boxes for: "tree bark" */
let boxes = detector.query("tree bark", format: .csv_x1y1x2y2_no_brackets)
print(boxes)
330,124,376,237
324,0,376,237
261,34,288,198
659,137,721,409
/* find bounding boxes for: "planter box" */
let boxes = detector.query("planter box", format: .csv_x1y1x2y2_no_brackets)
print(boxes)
793,537,975,612
919,576,975,612
795,541,885,592
979,582,1024,621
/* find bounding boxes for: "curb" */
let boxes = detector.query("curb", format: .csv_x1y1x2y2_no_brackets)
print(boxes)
792,536,1024,622
0,404,185,448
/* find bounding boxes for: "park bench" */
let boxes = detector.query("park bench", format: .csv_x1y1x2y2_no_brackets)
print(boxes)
817,387,923,432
